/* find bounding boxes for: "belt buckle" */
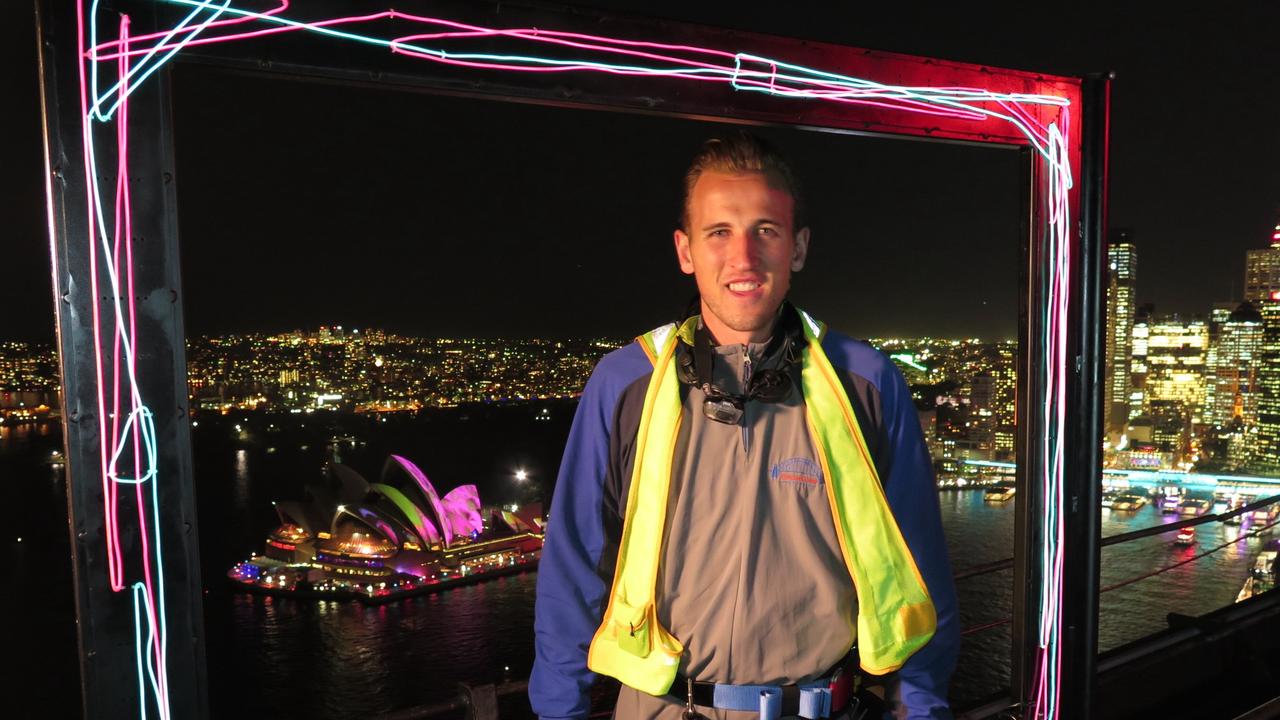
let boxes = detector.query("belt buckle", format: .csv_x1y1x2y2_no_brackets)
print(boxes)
682,677,704,720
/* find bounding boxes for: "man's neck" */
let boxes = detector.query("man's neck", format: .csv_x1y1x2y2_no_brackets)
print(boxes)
700,304,782,346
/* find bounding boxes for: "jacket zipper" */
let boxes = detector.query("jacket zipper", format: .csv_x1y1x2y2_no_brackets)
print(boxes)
741,345,752,454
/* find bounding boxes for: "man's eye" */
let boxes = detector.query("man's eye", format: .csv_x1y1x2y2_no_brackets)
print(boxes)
757,226,779,237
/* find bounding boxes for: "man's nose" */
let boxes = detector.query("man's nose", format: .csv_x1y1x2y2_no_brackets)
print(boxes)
725,230,760,268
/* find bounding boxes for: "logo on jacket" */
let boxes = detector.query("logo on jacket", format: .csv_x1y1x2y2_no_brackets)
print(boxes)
770,457,823,485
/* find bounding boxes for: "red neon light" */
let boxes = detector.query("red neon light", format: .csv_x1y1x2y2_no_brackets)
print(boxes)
77,0,125,593
89,0,292,58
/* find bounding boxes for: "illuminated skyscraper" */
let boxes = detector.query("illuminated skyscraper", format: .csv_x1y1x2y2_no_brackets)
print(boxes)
1105,230,1137,432
1128,304,1153,418
1250,214,1280,469
1245,217,1280,304
1254,295,1280,471
968,351,1016,461
1141,316,1208,422
1205,302,1263,428
1124,308,1203,466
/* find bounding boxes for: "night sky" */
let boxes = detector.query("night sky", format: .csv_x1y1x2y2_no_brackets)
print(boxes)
4,3,1278,343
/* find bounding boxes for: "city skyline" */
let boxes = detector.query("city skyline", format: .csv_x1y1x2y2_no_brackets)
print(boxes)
4,4,1278,344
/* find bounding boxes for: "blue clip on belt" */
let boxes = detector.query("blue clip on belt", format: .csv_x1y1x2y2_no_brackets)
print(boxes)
710,680,833,720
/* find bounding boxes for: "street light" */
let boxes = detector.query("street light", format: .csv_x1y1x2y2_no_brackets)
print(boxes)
515,469,528,482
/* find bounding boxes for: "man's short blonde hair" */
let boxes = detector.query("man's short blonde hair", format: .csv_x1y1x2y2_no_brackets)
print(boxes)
680,131,805,232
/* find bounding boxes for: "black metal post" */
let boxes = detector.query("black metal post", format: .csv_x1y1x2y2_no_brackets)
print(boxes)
1057,72,1112,720
35,1,208,717
1011,145,1044,714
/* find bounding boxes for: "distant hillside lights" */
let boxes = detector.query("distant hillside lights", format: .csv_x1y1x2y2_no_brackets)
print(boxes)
182,328,623,412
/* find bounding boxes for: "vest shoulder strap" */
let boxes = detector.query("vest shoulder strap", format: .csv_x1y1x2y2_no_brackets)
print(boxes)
636,323,678,365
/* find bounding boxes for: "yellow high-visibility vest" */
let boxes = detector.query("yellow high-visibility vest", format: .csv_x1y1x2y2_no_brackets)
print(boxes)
586,310,936,696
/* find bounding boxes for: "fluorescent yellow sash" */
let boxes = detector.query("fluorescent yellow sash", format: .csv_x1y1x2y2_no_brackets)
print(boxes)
588,311,935,695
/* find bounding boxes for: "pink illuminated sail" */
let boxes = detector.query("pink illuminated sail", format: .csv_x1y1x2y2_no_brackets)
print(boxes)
389,454,454,547
441,485,484,537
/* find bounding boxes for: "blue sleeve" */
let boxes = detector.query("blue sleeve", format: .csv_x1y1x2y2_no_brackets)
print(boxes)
529,345,649,720
877,358,960,720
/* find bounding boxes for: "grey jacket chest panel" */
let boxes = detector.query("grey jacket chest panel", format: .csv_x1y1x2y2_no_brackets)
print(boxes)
602,346,887,545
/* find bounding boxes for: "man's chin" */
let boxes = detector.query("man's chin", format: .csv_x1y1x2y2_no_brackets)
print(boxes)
706,314,777,342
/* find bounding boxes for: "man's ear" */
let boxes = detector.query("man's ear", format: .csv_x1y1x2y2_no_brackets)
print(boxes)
674,229,695,275
791,227,810,271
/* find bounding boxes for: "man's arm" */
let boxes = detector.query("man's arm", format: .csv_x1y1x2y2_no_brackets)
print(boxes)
876,359,960,720
530,345,649,720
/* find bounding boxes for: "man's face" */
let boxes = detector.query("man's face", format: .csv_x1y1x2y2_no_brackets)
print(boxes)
674,170,810,345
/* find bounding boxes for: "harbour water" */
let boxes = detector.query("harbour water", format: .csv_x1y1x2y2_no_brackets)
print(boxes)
8,411,1275,718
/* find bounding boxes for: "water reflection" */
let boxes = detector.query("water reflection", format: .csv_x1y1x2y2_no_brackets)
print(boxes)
233,449,250,514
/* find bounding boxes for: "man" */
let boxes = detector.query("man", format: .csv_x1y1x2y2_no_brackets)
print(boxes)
530,133,958,720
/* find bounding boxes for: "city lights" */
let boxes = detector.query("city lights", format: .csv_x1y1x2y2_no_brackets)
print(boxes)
184,330,614,413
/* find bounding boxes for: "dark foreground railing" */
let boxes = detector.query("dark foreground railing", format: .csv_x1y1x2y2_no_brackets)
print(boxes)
376,680,529,720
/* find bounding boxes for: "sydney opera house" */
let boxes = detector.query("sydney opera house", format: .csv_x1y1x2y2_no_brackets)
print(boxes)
228,454,544,602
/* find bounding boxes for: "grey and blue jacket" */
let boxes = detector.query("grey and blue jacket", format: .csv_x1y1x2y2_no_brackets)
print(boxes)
530,327,959,720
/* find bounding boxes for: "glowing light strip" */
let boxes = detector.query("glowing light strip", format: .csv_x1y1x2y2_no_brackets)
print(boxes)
1027,116,1074,720
86,0,1075,161
89,0,232,121
74,4,1077,718
78,6,174,717
77,0,124,592
90,0,290,56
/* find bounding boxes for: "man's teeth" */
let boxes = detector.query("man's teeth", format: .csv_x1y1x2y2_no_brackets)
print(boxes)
728,281,761,292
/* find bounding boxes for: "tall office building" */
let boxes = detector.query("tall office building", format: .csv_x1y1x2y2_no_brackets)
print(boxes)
1105,230,1138,432
1250,214,1280,470
1141,316,1209,422
1128,303,1153,418
1245,216,1280,304
968,347,1017,460
1205,302,1263,428
1254,297,1280,471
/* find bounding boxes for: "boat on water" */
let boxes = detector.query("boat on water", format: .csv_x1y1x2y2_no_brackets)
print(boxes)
1221,494,1254,525
1178,498,1212,517
1250,504,1280,527
1112,493,1148,512
1174,527,1196,546
984,485,1015,503
1237,543,1278,602
1159,485,1184,514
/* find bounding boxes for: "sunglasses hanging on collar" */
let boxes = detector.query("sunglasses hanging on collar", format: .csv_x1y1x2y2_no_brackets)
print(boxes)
676,304,804,425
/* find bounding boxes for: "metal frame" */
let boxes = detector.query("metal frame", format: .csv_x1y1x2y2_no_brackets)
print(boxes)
33,1,1105,718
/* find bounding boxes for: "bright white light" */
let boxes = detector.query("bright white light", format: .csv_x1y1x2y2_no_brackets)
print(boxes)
515,469,528,482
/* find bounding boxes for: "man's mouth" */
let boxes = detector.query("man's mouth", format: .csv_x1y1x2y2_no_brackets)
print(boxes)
727,281,762,292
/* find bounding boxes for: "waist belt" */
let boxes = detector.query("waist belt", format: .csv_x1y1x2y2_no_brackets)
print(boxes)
668,674,852,720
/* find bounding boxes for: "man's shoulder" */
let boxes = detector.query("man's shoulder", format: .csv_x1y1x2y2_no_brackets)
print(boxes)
818,327,899,394
585,339,656,400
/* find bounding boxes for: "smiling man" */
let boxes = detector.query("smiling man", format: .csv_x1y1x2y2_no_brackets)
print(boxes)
531,133,958,720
